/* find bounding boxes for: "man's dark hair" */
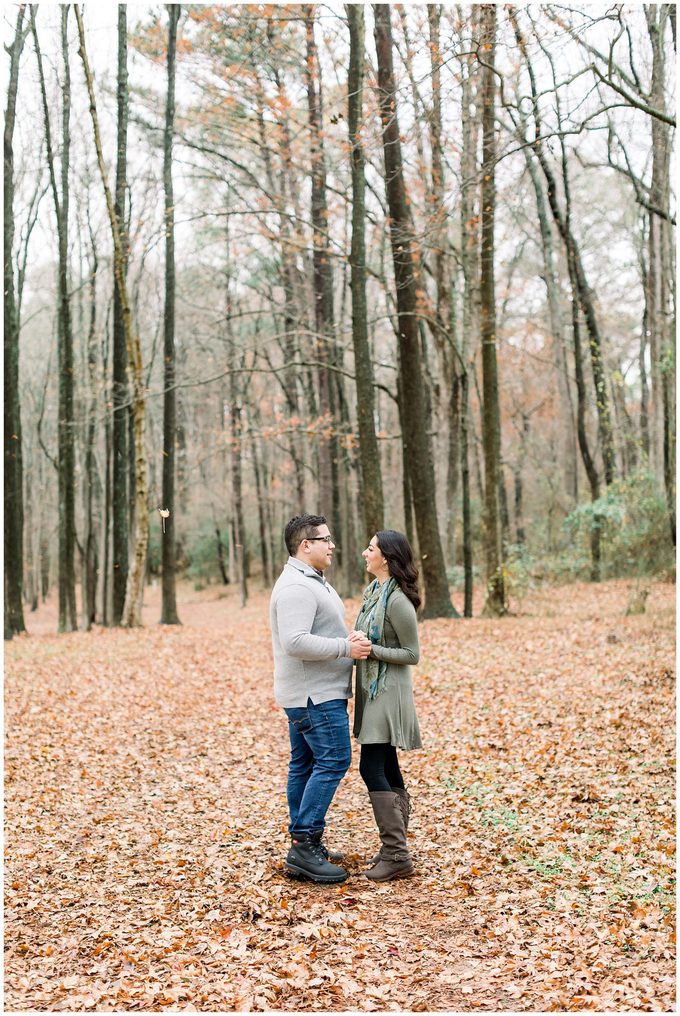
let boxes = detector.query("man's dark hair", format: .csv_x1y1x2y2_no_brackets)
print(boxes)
285,514,327,556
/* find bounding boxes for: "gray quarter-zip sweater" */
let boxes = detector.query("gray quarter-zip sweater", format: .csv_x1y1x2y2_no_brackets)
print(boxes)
270,557,353,708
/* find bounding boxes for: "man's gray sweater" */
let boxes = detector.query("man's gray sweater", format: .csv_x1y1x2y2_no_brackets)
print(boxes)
270,557,353,708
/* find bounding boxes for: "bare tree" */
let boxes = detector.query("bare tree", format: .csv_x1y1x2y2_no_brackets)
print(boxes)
4,6,29,638
346,4,384,538
32,5,77,631
160,3,181,624
477,4,505,617
373,4,456,618
75,5,149,627
112,6,130,624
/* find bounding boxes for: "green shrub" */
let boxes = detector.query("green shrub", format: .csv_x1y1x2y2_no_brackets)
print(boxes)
564,470,673,578
502,543,534,599
185,522,230,586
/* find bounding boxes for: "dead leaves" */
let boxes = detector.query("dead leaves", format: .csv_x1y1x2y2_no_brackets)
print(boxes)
4,578,676,1011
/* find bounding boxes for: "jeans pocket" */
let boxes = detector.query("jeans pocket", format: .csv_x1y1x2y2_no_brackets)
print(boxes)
287,708,313,735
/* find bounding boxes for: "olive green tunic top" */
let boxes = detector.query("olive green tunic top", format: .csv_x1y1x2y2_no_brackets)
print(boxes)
353,586,422,750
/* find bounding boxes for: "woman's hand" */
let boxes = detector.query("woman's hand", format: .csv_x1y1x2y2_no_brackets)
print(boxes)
348,629,366,642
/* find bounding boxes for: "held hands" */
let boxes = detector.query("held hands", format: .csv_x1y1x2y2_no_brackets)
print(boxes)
348,630,372,660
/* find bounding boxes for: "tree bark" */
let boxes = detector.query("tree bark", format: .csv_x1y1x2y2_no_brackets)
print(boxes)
478,5,505,617
373,4,456,618
4,6,28,637
427,4,461,571
461,369,473,617
225,199,248,607
459,29,479,616
346,3,384,539
112,6,129,624
81,225,99,629
645,4,675,543
76,4,149,627
32,6,78,631
160,4,181,624
303,6,338,531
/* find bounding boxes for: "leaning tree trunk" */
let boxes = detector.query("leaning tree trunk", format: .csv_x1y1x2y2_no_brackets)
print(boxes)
346,3,384,540
4,7,27,638
510,9,604,579
112,5,129,623
522,145,578,502
160,3,181,624
478,4,505,617
76,5,149,627
511,9,616,487
373,3,456,618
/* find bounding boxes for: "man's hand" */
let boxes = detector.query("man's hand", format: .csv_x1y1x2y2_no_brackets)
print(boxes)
349,634,372,660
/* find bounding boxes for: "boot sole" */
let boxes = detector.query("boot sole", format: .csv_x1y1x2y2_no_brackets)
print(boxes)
284,862,348,884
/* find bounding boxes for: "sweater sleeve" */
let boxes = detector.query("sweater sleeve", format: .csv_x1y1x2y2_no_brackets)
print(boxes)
276,586,351,661
369,593,420,666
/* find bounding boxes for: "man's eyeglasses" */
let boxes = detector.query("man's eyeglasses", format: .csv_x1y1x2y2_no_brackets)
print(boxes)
305,535,333,544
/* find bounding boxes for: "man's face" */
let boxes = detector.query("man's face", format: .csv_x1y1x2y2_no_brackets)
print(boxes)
300,525,335,572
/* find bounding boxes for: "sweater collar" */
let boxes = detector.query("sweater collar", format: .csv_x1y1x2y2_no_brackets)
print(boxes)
286,556,326,581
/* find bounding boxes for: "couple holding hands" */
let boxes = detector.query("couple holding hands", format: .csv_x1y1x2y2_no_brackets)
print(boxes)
269,513,422,884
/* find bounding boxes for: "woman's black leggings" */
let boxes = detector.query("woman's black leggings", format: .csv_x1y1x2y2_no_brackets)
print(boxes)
359,743,405,792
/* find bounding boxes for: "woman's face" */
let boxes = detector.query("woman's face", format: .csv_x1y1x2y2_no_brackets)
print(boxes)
363,535,389,578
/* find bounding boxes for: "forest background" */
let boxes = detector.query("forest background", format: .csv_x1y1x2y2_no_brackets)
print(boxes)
3,5,676,1012
3,3,676,628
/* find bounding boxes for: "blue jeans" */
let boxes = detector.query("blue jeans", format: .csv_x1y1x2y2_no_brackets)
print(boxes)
284,698,351,838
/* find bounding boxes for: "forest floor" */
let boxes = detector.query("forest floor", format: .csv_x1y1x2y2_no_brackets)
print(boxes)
4,578,676,1013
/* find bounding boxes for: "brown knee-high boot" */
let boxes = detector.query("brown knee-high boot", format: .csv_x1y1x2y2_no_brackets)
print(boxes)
365,791,414,881
368,787,411,866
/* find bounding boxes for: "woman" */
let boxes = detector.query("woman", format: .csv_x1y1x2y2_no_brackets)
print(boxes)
349,530,422,881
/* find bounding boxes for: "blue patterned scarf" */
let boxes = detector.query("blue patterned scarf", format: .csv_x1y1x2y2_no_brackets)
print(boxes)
355,577,397,700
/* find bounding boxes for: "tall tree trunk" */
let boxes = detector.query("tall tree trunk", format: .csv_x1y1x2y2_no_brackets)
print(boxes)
461,369,473,617
249,425,271,585
373,3,456,618
304,6,337,531
638,239,651,460
82,228,99,629
225,199,248,607
255,57,307,507
101,314,112,626
346,3,384,539
112,6,129,623
427,3,460,570
32,7,78,631
459,30,479,616
4,7,28,638
478,5,505,617
76,5,149,627
645,4,675,543
160,4,181,624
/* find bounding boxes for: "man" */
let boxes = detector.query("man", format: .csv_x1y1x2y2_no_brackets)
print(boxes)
270,513,372,883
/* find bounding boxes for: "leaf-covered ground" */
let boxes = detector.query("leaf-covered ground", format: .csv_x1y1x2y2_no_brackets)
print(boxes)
5,579,675,1012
